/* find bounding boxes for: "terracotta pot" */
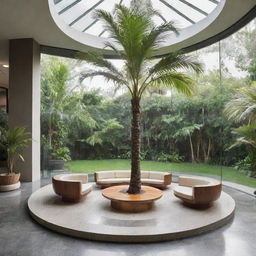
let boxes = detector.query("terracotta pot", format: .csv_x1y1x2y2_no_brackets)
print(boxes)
0,172,20,185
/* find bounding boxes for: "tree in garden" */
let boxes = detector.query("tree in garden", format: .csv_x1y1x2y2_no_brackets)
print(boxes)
41,56,96,160
174,124,202,163
78,3,202,194
86,119,124,148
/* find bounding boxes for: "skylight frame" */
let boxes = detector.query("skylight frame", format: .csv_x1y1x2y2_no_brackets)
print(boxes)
54,0,220,38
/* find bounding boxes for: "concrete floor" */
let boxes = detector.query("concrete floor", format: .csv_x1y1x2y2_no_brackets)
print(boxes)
0,176,256,256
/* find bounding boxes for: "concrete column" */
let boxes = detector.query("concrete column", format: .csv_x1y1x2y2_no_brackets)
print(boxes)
9,38,40,182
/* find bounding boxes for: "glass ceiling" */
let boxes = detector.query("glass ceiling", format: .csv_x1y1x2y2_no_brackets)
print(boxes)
54,0,221,38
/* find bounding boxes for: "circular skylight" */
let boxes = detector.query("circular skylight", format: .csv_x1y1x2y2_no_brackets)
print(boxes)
54,0,220,39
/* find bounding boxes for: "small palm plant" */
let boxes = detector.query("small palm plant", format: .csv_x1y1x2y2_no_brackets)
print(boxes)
224,83,256,177
78,4,202,194
0,127,31,174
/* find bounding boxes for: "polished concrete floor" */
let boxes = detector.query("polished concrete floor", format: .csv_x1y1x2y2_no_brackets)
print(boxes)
0,176,256,256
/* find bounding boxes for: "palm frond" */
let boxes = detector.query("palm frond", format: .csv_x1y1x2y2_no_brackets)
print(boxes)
104,42,124,57
80,70,125,85
94,8,122,43
133,21,180,78
229,138,256,149
0,127,31,173
228,122,256,150
77,52,122,76
143,22,179,52
79,70,132,94
224,84,256,123
77,3,200,100
18,154,25,162
141,72,196,97
149,52,203,76
96,4,152,79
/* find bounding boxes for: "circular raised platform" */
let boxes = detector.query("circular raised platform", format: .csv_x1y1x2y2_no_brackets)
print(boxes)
102,185,163,212
28,183,235,243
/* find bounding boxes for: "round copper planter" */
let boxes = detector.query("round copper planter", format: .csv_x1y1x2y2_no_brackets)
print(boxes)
0,172,20,185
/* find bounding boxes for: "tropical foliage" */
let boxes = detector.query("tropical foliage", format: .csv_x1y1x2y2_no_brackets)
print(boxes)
225,84,256,176
39,14,256,184
40,67,245,163
0,127,31,173
41,57,95,162
225,83,256,123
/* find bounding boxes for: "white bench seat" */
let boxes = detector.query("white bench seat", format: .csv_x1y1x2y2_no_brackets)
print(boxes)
53,173,92,202
174,185,193,200
174,175,222,207
82,183,93,194
95,170,172,189
99,178,130,184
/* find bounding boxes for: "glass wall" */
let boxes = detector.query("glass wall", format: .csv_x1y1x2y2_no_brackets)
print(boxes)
40,19,256,189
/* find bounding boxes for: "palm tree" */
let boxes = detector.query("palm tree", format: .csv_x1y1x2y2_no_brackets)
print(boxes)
224,83,256,124
78,3,202,194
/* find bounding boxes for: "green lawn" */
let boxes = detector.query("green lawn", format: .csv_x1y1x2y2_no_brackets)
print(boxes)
66,159,256,188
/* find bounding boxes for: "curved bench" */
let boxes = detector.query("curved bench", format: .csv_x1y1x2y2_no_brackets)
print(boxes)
52,174,92,202
95,170,172,189
174,175,222,208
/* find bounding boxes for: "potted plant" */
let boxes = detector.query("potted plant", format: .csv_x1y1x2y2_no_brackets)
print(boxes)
0,127,31,190
48,146,71,170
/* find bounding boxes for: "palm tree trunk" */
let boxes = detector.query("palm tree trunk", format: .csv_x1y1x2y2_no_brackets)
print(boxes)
127,97,141,194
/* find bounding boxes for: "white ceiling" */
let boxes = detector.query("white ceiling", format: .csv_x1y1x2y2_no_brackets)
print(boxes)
54,0,220,38
0,0,255,87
